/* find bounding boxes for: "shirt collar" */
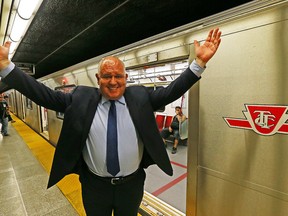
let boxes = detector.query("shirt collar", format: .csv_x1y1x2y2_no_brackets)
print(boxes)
100,96,126,106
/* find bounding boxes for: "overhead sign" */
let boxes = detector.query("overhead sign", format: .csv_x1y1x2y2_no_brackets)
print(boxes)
15,62,35,75
224,104,288,136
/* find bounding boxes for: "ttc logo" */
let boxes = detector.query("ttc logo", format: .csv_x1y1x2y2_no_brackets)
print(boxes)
224,104,288,136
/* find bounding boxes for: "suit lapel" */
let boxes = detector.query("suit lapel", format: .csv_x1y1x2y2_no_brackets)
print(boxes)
124,88,143,131
80,89,101,145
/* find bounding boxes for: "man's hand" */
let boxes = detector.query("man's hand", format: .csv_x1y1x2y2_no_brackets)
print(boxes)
194,28,222,68
0,41,11,70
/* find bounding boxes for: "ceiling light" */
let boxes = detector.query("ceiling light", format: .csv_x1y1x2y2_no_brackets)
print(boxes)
10,14,29,42
8,0,43,57
18,0,40,19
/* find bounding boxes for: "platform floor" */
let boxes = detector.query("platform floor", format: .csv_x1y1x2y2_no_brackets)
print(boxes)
0,118,79,215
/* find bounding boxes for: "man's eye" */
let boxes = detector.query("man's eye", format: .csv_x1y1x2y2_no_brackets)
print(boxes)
101,75,124,80
115,75,124,79
102,75,111,79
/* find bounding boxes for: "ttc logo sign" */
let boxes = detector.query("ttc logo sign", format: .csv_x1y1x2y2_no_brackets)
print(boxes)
224,105,288,136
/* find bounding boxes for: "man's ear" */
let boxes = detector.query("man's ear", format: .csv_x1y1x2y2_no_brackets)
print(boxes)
96,73,100,83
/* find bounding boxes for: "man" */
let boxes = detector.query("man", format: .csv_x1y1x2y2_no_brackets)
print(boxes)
161,106,187,154
0,28,221,215
0,94,9,136
3,95,16,123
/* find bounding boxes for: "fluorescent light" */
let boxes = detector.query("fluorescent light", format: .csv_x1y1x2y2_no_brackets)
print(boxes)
18,0,41,19
10,14,29,42
9,42,18,54
7,0,43,57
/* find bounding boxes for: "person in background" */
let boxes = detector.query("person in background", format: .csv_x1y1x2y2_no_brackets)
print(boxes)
161,106,187,154
3,95,16,123
0,28,221,215
0,94,9,136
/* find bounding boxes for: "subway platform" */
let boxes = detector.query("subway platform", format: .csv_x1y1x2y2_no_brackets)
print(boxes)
0,116,79,216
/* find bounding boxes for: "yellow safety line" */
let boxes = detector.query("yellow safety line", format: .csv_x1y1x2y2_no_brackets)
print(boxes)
10,114,86,216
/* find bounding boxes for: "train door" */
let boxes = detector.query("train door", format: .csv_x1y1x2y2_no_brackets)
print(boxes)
187,3,288,216
14,92,25,120
127,59,189,215
39,106,49,139
9,91,16,113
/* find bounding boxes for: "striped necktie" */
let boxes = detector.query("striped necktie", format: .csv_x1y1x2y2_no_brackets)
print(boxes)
106,100,120,176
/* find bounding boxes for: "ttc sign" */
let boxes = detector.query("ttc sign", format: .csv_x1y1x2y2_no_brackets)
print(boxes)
224,104,288,136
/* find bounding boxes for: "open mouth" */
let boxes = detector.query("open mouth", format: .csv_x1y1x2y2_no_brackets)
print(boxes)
108,86,118,91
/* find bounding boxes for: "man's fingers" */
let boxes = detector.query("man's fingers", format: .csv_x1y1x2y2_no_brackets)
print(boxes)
217,30,222,39
194,40,200,48
4,41,11,49
212,28,219,40
211,29,222,47
217,38,222,47
206,29,213,42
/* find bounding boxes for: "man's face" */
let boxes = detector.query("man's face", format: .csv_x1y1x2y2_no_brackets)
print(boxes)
96,57,128,100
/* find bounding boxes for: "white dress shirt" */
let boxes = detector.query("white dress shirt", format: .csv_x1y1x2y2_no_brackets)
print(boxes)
82,96,144,177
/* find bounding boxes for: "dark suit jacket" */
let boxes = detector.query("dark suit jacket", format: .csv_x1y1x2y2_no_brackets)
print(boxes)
3,65,200,188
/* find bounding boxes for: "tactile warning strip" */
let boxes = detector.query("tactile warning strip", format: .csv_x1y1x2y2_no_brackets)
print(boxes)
10,114,86,216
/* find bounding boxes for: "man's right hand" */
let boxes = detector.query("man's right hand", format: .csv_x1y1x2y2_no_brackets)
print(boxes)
194,28,221,68
0,41,11,70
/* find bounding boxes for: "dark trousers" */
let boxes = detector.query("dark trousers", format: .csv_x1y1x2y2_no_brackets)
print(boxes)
80,166,146,216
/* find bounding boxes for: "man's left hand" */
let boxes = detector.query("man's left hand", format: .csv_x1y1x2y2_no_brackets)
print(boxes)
194,28,222,67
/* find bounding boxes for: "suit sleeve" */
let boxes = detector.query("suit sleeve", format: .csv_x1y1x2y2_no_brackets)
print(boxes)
149,67,200,111
2,66,72,112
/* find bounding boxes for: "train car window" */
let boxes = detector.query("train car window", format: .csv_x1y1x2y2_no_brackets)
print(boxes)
26,97,33,110
126,60,188,85
54,84,76,119
147,86,165,112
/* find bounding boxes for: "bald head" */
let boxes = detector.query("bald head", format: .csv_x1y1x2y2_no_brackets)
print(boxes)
98,56,125,75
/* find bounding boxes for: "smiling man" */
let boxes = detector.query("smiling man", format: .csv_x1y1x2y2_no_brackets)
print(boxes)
0,28,221,216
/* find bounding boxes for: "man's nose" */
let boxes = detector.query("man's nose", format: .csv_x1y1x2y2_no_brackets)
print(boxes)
110,76,117,83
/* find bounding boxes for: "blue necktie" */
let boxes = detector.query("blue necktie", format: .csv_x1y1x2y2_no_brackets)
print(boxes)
106,100,120,176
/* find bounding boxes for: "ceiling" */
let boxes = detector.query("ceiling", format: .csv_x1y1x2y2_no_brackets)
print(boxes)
4,0,253,79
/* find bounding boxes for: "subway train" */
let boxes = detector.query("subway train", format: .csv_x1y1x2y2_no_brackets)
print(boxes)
1,0,288,215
